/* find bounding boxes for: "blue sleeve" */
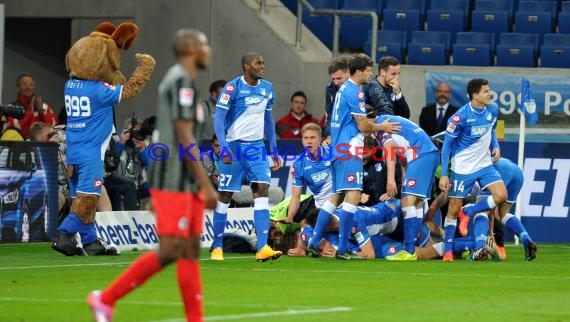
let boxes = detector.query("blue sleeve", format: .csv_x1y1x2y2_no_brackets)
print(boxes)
264,109,277,152
440,134,456,176
490,130,500,151
114,139,125,156
138,148,150,167
214,108,228,148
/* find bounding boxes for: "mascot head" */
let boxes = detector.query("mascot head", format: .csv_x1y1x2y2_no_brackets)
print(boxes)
66,21,139,85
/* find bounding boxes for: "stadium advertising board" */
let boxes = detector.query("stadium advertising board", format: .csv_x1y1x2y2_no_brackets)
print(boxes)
425,72,570,126
0,141,59,243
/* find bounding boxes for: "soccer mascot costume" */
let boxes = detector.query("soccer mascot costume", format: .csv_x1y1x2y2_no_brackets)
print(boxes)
52,21,155,256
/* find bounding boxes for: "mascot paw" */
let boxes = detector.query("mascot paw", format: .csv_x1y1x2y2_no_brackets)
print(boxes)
135,53,156,67
51,232,88,256
84,238,120,256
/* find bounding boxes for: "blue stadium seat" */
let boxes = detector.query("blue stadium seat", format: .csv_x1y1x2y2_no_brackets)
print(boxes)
386,0,427,23
430,0,470,20
339,0,382,48
475,0,515,24
452,32,496,66
365,30,407,62
471,10,510,39
515,11,554,42
407,31,451,65
454,32,495,63
496,33,539,67
540,33,570,67
517,1,557,19
302,0,338,48
559,12,570,33
382,9,422,38
427,9,466,41
563,1,570,12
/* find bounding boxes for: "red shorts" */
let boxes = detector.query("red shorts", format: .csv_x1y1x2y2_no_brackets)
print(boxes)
150,188,205,238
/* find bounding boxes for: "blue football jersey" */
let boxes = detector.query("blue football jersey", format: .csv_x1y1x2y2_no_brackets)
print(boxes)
330,79,367,157
494,158,523,188
215,76,274,142
352,200,402,247
375,115,438,162
444,102,499,174
64,79,122,163
291,146,332,208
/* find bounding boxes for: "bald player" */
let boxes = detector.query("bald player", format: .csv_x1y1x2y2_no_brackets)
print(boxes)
210,52,283,262
88,29,218,322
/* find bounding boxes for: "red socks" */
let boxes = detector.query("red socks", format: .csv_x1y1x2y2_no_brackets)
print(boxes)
101,252,163,305
177,259,203,322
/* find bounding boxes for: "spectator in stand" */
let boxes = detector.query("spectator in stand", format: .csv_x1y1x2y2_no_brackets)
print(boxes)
323,56,350,143
9,74,58,139
0,115,24,141
275,91,318,139
104,117,150,210
201,79,226,141
362,56,410,118
419,82,459,138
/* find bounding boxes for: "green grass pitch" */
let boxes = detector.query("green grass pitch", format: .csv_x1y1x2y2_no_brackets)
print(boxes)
1,243,569,322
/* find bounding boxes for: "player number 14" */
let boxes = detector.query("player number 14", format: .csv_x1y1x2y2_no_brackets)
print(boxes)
453,180,465,193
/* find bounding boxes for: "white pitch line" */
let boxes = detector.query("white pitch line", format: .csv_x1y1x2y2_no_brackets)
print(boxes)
0,256,252,270
145,307,353,322
0,297,325,310
204,266,570,281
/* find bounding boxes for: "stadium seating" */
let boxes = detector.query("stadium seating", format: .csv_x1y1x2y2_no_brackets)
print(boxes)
339,0,382,48
471,10,510,39
452,32,496,66
474,0,515,24
558,1,570,33
540,33,570,67
427,9,466,41
382,8,422,38
386,0,427,23
407,31,451,65
496,32,539,67
301,0,338,48
515,11,554,41
365,29,407,62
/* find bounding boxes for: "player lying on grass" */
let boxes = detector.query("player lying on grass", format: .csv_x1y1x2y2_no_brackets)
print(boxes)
286,202,499,260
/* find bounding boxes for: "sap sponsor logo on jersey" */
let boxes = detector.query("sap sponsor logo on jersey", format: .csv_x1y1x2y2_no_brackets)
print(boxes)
471,125,488,136
96,217,159,247
310,170,329,183
245,96,263,105
522,157,570,218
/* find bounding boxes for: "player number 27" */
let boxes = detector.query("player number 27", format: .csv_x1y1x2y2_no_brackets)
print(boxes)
453,180,465,193
64,95,91,117
219,174,233,188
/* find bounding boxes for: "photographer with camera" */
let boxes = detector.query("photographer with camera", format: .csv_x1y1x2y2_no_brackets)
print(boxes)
8,74,58,139
104,116,152,210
